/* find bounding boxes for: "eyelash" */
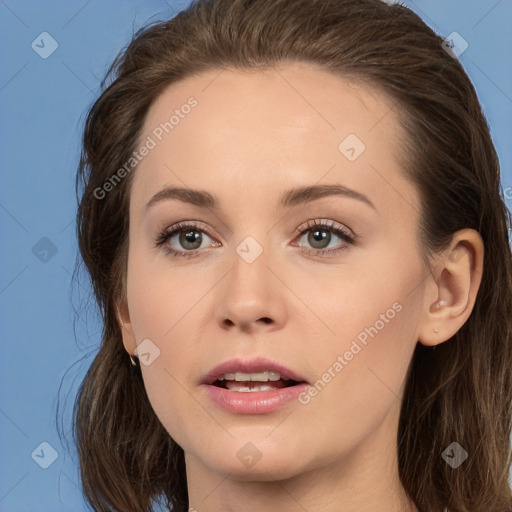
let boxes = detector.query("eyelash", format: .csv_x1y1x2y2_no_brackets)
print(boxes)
154,219,357,259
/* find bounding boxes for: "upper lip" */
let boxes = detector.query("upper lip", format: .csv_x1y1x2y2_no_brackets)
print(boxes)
201,357,309,385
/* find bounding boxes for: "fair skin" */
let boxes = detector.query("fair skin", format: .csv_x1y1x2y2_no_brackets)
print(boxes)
117,62,483,512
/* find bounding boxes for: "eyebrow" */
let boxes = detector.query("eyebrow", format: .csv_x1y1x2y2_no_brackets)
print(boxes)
145,183,376,212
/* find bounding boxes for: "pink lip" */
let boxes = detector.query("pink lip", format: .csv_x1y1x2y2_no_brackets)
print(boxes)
200,357,309,415
202,382,310,414
200,356,308,385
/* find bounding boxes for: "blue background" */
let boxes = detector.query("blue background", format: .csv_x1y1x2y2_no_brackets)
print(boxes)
1,1,511,510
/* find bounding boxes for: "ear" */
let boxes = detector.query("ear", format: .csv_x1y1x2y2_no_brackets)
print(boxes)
418,228,484,347
116,295,137,356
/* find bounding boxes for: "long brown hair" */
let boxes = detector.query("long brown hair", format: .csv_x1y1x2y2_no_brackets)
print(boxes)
70,0,512,510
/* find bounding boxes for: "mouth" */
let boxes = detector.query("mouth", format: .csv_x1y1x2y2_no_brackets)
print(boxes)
211,372,301,392
200,357,310,414
201,357,309,392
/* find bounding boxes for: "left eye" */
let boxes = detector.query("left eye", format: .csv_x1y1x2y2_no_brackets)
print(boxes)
291,219,356,256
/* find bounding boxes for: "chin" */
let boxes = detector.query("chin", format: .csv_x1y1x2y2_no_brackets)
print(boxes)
191,441,309,481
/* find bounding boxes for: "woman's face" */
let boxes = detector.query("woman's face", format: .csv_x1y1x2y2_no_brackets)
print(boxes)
119,63,431,481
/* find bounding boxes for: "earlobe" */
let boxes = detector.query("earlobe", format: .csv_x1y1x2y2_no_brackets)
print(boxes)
116,297,138,355
418,229,484,347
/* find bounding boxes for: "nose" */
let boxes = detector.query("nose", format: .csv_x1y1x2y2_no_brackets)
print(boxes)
215,241,288,334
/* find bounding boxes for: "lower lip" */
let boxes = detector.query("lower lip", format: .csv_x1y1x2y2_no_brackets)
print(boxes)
202,383,310,414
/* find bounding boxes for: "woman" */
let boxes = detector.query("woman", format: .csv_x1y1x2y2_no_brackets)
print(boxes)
72,0,512,510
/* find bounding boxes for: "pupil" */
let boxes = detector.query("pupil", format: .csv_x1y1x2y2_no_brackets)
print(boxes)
181,230,201,249
309,229,330,248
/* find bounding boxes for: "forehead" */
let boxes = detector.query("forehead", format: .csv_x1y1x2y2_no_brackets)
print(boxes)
141,62,396,147
130,62,412,215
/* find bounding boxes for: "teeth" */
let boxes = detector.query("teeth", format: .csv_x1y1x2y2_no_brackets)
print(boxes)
225,382,277,392
216,371,284,382
249,371,272,382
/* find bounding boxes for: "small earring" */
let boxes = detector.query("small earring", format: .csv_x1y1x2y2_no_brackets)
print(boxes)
129,354,137,366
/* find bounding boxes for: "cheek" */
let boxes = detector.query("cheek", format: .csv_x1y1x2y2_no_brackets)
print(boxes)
126,247,209,340
124,250,213,445
297,246,423,411
137,359,203,451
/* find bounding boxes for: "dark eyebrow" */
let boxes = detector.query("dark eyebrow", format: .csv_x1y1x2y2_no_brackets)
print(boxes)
146,187,217,211
280,184,375,211
145,184,376,212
